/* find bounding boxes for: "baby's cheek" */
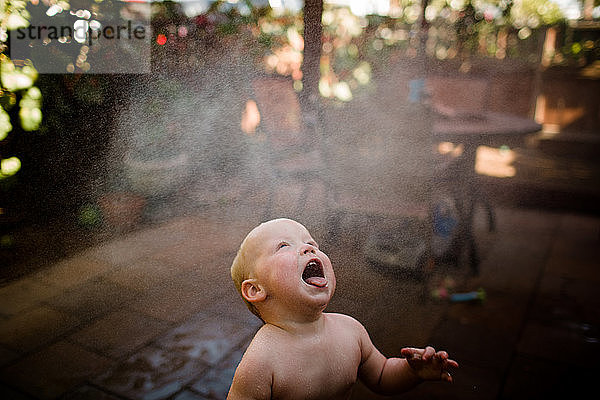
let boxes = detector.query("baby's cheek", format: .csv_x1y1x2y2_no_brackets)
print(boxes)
271,268,288,283
321,252,333,267
271,262,297,287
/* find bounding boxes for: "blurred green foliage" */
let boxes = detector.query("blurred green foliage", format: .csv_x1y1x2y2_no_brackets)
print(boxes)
1,0,43,180
317,0,571,101
169,1,577,102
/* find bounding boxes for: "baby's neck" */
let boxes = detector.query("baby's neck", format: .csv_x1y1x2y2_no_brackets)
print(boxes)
264,311,327,336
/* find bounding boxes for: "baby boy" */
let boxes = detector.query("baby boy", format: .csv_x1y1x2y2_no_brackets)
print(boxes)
228,218,458,399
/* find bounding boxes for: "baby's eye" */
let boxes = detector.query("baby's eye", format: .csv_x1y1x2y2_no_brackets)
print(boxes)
277,242,289,250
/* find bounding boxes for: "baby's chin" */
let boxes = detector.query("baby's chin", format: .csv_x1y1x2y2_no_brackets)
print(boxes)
289,286,334,313
304,285,335,310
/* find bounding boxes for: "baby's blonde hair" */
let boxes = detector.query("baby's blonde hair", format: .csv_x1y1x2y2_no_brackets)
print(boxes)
231,232,263,321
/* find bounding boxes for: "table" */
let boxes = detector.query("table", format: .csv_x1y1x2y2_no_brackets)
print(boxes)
434,111,542,148
432,111,542,274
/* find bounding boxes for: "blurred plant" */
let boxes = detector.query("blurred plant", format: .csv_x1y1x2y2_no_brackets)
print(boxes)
151,0,275,70
135,0,593,103
315,0,571,101
1,0,43,181
426,0,564,60
77,202,102,227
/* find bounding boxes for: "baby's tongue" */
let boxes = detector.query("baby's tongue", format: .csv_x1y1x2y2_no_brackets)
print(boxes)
305,277,327,287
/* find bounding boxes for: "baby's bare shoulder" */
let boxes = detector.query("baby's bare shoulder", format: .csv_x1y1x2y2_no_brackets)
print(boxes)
229,326,277,398
325,312,366,331
241,324,294,362
244,324,284,357
232,326,278,381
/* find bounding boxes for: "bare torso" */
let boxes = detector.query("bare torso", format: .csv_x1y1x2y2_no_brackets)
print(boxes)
245,313,364,400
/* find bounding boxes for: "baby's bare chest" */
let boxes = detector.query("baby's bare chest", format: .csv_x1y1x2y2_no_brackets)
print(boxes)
270,335,361,400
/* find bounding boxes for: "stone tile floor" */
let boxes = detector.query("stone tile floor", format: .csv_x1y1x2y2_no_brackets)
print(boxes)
0,203,598,399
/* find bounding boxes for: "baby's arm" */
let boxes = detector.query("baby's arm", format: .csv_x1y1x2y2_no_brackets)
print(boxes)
227,341,272,400
356,322,458,395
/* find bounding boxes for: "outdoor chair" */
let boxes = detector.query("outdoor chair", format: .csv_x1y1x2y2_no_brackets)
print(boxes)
249,76,336,222
331,74,487,279
318,89,437,279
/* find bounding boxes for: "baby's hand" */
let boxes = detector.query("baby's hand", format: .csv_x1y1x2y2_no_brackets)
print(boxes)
401,346,459,383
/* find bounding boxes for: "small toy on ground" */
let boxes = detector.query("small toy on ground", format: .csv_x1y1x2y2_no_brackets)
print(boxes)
430,277,456,300
430,277,486,304
450,288,486,303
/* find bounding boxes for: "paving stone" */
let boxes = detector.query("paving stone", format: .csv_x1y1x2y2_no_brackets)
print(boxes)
364,300,446,357
0,306,81,352
149,218,254,273
544,254,599,283
190,342,247,399
476,234,550,293
536,274,600,323
548,225,598,259
127,281,223,323
0,344,20,367
165,265,231,295
202,290,263,328
446,289,529,336
517,320,600,367
61,385,122,400
68,310,171,359
31,256,115,291
501,354,598,400
0,278,62,316
428,317,515,373
152,242,230,274
93,345,208,400
44,277,138,322
557,213,600,240
0,341,112,399
172,390,211,400
219,343,247,371
155,313,257,366
189,365,236,400
86,222,192,267
103,257,183,293
544,235,600,283
493,208,560,238
153,248,239,295
0,383,34,399
528,288,587,324
396,362,500,400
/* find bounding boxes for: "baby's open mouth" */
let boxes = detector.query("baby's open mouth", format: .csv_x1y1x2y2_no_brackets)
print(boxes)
302,258,327,287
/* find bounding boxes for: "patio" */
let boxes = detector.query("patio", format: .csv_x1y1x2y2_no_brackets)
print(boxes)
0,179,599,399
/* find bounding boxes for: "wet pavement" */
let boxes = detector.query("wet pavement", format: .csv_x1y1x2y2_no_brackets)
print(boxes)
0,188,598,399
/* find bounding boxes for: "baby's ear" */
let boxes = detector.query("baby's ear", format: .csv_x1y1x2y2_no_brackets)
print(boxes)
241,279,266,303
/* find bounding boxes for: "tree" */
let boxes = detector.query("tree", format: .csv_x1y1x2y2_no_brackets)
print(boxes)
301,0,323,112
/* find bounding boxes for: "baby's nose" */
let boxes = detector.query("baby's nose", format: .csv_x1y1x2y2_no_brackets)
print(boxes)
301,244,316,255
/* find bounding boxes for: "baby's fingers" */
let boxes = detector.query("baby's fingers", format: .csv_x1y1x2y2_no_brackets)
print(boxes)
441,371,453,383
445,359,459,369
401,347,422,359
422,346,435,361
